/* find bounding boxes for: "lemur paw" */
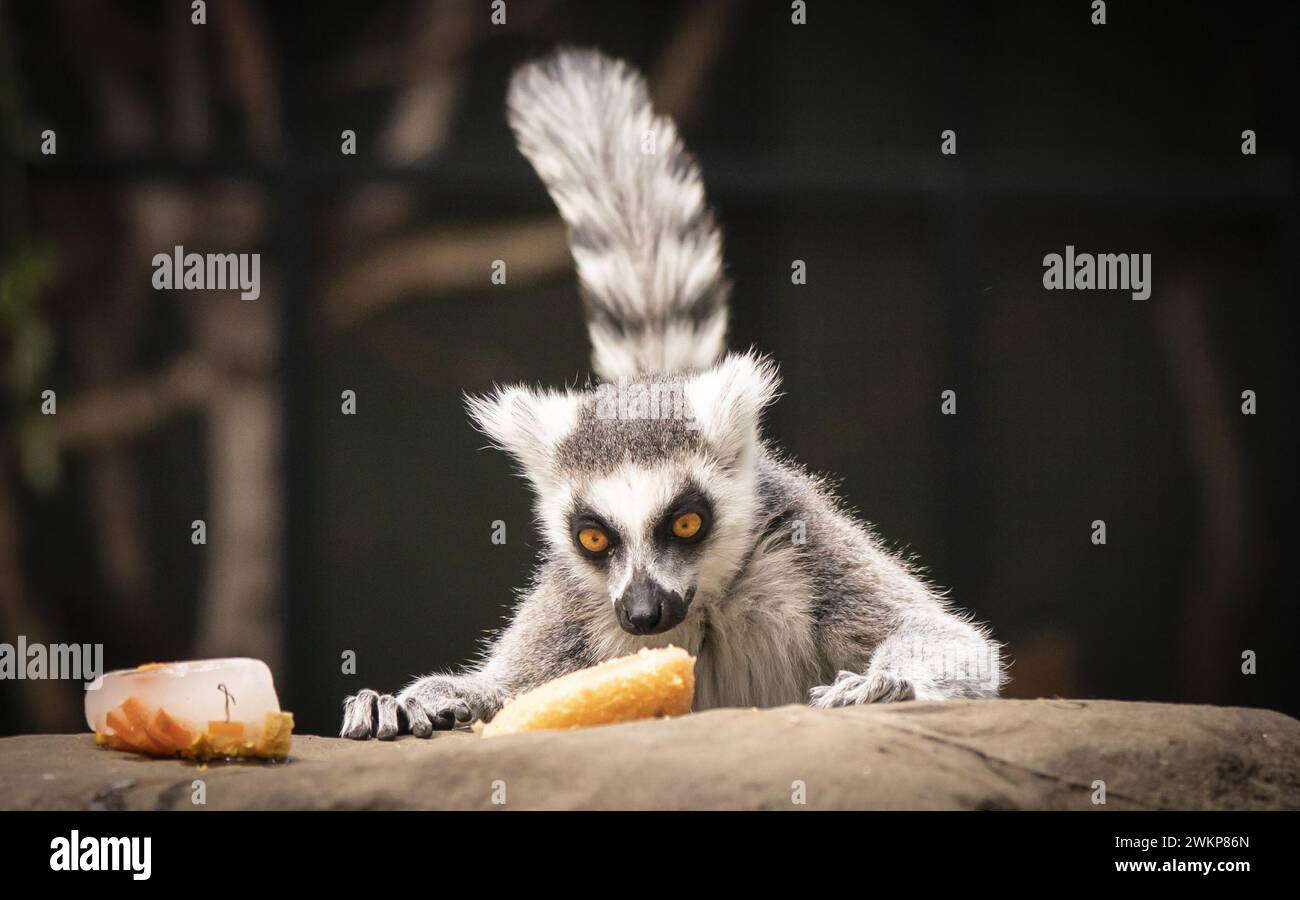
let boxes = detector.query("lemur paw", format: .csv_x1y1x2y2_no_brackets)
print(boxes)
809,669,918,708
340,688,472,740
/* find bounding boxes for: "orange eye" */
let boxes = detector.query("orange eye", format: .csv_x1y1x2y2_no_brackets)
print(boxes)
672,512,703,539
578,528,609,553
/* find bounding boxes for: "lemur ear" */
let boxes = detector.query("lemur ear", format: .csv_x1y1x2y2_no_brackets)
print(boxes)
464,386,580,486
685,352,783,467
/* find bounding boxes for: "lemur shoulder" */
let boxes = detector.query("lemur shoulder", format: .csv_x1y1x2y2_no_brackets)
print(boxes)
342,48,1003,740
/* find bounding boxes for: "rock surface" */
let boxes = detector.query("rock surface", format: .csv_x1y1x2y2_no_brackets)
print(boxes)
2,699,1298,810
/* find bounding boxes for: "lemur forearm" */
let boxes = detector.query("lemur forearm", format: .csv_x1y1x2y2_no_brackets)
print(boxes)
867,608,1002,698
400,575,595,721
812,598,1001,707
806,526,1003,704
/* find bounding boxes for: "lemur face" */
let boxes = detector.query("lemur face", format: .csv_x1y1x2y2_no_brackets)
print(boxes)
466,352,781,636
566,471,714,635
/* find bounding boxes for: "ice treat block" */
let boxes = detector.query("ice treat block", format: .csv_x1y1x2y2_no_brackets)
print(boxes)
482,646,695,737
85,658,293,760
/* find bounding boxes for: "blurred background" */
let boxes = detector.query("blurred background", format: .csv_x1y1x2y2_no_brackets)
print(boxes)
1,0,1296,737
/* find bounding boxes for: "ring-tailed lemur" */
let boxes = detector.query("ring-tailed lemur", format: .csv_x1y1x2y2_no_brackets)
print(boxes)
341,48,1003,740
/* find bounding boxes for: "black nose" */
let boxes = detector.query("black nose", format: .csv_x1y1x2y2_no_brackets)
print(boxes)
627,597,661,632
616,576,693,636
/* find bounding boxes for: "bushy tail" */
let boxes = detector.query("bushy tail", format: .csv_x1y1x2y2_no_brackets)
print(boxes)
507,48,729,380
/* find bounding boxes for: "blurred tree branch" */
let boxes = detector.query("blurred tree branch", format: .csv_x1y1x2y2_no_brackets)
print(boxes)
322,218,569,332
1159,274,1253,703
651,0,739,124
47,355,217,450
320,0,737,333
213,0,283,156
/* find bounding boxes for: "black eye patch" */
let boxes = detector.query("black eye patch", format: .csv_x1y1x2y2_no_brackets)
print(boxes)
656,487,714,546
568,508,619,560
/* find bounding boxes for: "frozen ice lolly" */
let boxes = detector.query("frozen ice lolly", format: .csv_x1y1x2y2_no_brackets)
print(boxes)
84,657,293,760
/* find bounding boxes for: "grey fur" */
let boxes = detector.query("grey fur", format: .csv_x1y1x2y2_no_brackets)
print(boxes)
341,49,1003,740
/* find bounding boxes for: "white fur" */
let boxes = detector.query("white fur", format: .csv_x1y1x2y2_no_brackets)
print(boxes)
465,385,581,489
685,352,782,465
508,48,729,379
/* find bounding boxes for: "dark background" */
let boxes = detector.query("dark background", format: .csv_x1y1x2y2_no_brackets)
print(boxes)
1,0,1296,737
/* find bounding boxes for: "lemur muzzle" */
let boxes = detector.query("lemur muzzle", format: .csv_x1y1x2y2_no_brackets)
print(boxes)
616,575,694,635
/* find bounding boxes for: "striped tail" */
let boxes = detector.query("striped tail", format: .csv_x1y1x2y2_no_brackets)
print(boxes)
507,48,729,380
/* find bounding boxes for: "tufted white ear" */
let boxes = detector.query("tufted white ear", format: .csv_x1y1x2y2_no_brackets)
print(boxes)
685,352,783,467
464,385,581,487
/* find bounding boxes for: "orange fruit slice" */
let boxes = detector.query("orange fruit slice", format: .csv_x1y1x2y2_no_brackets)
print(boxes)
106,706,168,755
147,708,195,753
207,720,245,738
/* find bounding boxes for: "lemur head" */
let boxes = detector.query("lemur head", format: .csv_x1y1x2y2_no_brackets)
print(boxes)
467,352,781,636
